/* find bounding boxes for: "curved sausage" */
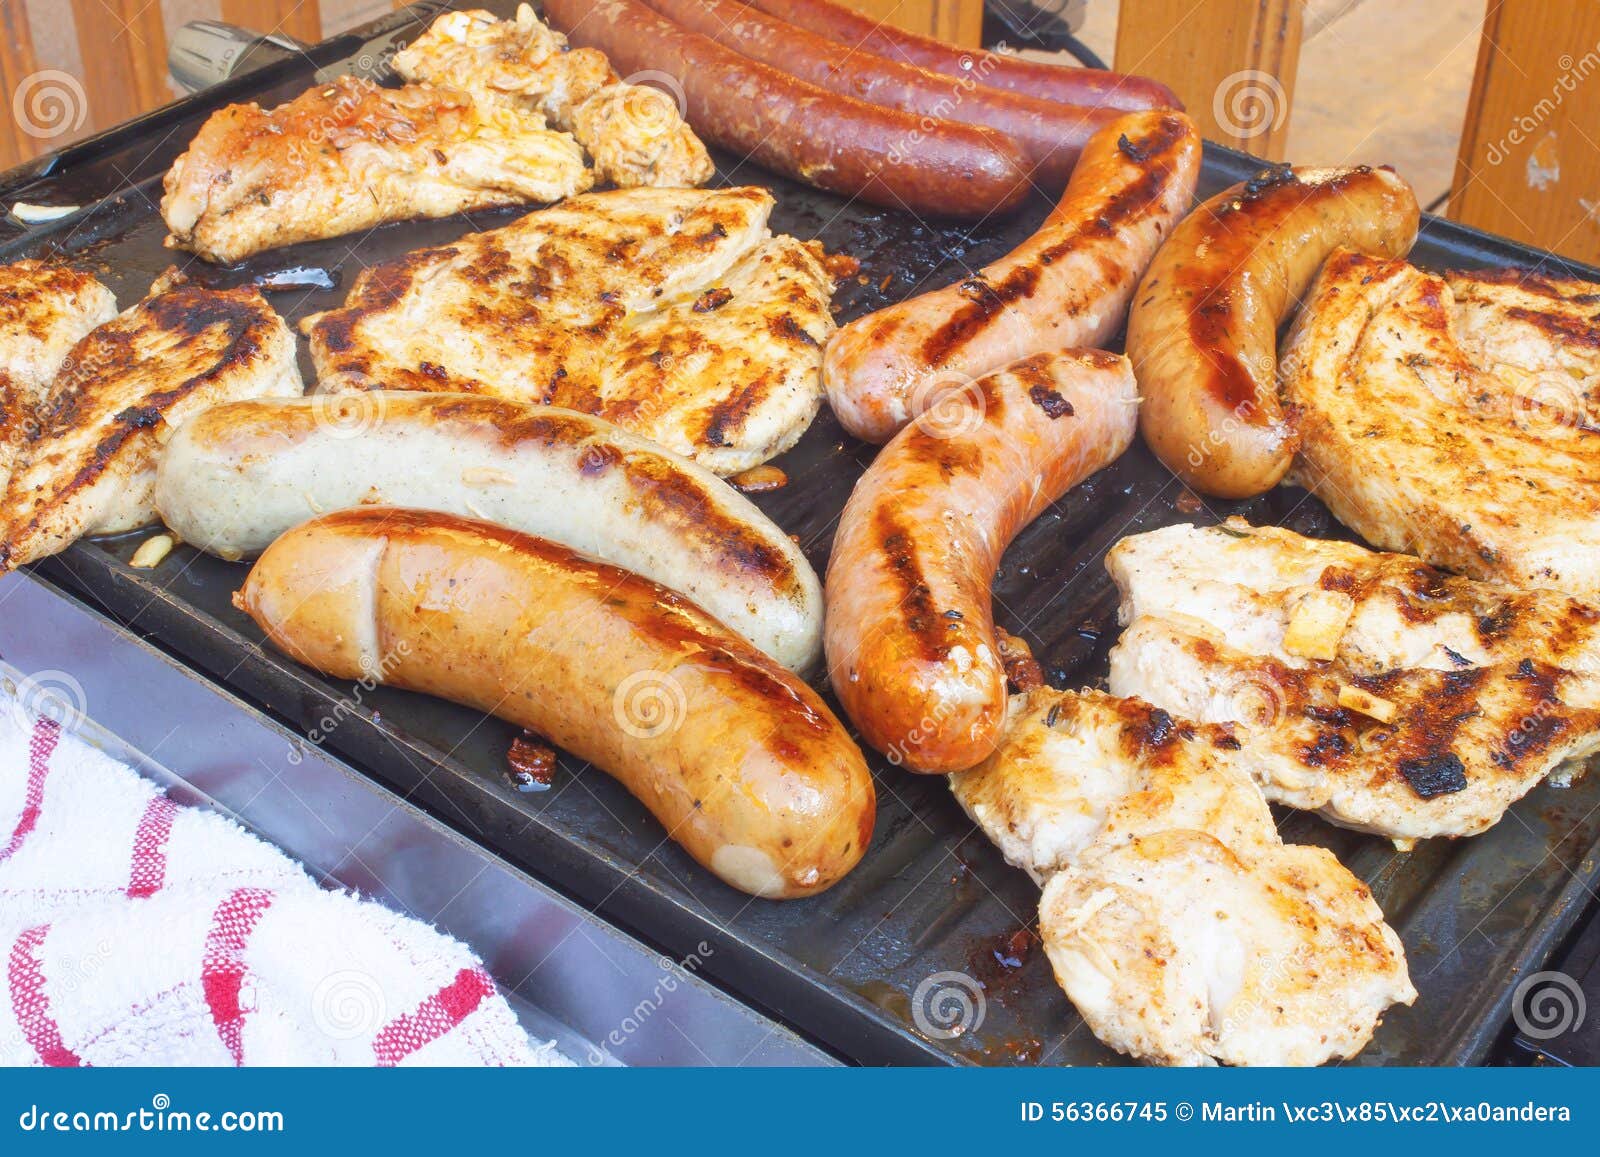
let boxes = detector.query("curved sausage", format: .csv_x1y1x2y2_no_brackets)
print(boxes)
1127,164,1420,499
825,351,1138,773
543,0,1031,218
824,110,1199,443
236,508,875,899
740,0,1180,112
155,392,823,672
638,0,1118,189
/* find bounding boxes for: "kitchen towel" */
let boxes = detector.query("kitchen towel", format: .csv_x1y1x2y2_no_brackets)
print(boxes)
0,697,569,1067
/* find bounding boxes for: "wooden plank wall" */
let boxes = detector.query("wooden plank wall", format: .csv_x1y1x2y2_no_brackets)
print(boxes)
222,1,326,44
1114,0,1304,160
0,0,41,168
838,0,984,48
67,0,170,133
1450,0,1600,265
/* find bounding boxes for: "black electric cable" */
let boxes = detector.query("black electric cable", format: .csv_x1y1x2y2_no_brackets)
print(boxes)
981,2,1109,69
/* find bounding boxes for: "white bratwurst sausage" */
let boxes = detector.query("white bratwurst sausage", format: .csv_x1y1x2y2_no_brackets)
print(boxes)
155,391,823,671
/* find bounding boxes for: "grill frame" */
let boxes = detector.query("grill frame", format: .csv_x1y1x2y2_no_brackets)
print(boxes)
8,0,1600,1067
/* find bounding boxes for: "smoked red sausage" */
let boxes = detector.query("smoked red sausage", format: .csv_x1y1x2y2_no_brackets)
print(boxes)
638,0,1118,189
739,0,1180,112
545,0,1031,218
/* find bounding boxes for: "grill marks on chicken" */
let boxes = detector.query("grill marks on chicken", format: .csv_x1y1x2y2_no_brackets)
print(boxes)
393,5,713,190
1282,249,1600,601
161,76,591,263
1105,521,1600,840
952,689,1414,1066
0,276,301,572
302,186,836,474
0,261,117,496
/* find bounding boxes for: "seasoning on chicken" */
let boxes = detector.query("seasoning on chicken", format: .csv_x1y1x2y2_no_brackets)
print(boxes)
1105,520,1600,841
1282,249,1600,602
0,273,301,572
952,689,1414,1066
393,5,713,189
0,260,117,496
301,186,837,475
161,75,591,263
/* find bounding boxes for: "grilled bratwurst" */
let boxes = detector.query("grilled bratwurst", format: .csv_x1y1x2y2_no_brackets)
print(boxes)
237,509,874,899
826,350,1138,772
156,393,823,671
822,111,1199,443
1127,165,1419,498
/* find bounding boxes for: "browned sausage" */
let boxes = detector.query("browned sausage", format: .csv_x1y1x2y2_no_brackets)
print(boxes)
544,0,1030,218
825,351,1139,773
637,0,1119,189
1128,165,1420,498
824,110,1200,443
236,508,876,899
740,0,1180,112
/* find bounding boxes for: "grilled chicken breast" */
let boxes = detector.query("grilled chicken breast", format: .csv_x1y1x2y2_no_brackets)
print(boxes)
953,689,1414,1066
1106,521,1600,840
393,5,712,189
953,692,1279,886
0,261,117,496
0,276,301,572
162,75,591,263
303,186,836,473
1283,249,1600,601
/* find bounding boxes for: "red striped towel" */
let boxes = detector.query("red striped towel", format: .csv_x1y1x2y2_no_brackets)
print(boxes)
0,700,568,1067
